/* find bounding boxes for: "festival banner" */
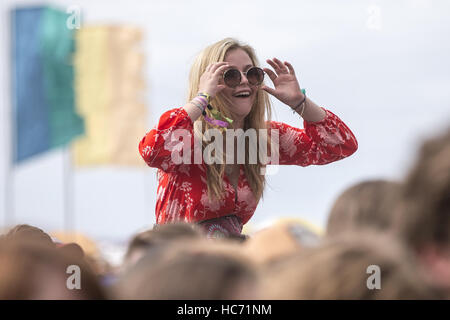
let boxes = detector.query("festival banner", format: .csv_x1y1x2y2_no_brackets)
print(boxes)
72,26,147,167
11,7,84,163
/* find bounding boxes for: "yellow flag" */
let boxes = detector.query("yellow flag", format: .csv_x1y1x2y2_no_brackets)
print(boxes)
72,25,147,167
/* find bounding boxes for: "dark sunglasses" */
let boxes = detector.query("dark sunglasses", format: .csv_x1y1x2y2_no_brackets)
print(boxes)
223,66,265,88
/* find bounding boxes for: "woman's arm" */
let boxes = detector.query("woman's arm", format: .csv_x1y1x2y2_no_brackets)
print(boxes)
138,107,194,172
262,58,357,165
183,101,203,123
269,108,358,166
184,62,229,122
292,96,326,123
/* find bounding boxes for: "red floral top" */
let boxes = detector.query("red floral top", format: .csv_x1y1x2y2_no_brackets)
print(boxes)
139,106,358,225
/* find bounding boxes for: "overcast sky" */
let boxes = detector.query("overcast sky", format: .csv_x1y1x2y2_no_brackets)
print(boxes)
1,0,449,242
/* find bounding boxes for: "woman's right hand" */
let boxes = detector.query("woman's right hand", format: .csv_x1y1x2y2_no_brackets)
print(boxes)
198,62,230,98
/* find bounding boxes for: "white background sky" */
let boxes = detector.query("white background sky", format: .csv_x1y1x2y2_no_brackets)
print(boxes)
1,0,449,242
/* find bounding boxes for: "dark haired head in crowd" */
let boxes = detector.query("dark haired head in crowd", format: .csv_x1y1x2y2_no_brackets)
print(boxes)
122,222,203,271
0,239,106,299
3,224,54,246
326,180,401,237
393,128,450,293
116,239,257,299
2,224,85,259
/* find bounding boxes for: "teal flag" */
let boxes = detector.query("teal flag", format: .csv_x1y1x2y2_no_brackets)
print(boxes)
12,6,84,163
40,7,84,149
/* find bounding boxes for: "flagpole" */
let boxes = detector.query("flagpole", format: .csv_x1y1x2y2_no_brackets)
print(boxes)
63,146,75,233
5,9,15,229
4,136,14,229
4,160,14,229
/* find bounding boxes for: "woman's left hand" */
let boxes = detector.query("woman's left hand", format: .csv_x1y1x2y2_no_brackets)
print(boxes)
261,58,304,108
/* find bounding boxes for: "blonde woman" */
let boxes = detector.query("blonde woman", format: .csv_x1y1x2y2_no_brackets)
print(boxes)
139,38,358,238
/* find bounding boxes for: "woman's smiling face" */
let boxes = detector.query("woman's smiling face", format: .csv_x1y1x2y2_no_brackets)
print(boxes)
221,48,258,121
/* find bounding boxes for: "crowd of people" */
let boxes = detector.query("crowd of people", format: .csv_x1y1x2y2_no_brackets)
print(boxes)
0,127,448,300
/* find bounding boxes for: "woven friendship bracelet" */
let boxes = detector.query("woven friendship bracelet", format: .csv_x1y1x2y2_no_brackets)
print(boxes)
196,95,208,106
197,92,211,103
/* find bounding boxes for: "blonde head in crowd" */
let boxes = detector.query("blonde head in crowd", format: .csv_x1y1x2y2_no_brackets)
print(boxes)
261,231,443,300
187,38,273,202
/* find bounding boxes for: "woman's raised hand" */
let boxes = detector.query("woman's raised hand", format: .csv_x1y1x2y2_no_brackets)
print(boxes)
261,58,304,108
198,62,229,98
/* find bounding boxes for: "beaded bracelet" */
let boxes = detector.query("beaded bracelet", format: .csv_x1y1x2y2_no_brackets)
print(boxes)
292,89,307,116
299,99,307,118
190,98,206,113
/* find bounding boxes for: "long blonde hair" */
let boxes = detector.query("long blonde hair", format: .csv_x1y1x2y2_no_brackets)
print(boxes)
187,38,273,202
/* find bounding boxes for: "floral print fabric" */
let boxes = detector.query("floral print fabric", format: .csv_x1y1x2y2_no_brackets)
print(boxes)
197,215,244,239
139,106,358,226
